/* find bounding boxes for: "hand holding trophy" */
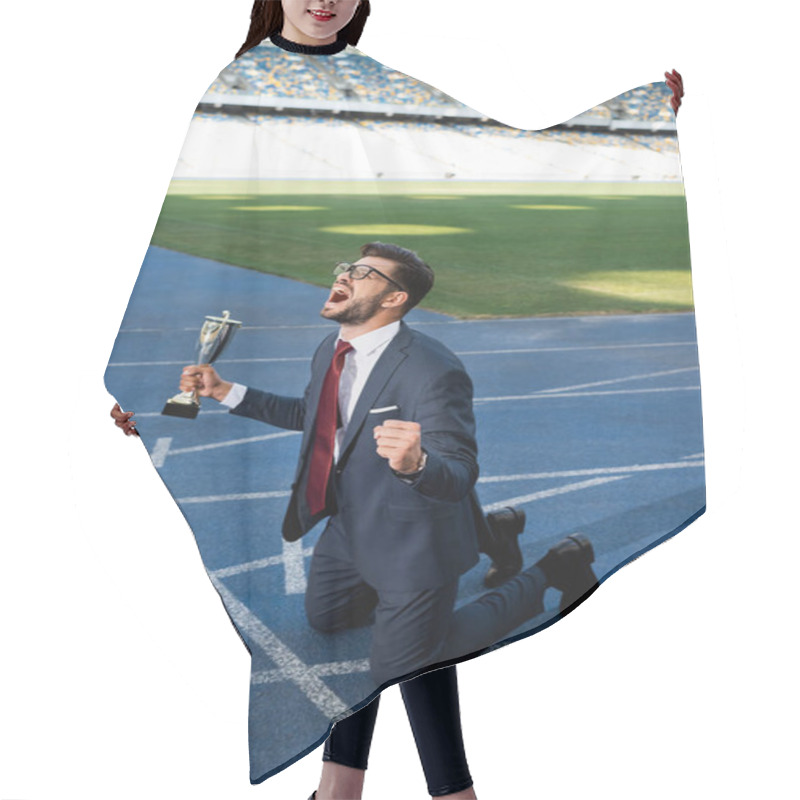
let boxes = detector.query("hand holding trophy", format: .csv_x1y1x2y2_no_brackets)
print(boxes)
162,310,242,419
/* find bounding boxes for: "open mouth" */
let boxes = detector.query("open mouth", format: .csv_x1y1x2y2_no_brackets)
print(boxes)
325,285,350,306
308,9,336,22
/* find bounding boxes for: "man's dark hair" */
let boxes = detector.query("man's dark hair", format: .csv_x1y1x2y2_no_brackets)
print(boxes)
360,241,435,313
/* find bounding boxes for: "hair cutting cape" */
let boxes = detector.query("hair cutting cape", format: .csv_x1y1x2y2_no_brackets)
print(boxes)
104,36,704,784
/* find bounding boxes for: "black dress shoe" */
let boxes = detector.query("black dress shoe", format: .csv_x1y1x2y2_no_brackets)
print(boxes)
483,506,526,588
534,533,599,613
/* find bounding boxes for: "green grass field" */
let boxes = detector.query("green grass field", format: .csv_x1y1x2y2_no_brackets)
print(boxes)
154,180,692,318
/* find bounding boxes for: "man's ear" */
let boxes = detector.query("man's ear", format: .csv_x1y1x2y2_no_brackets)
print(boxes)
382,291,408,309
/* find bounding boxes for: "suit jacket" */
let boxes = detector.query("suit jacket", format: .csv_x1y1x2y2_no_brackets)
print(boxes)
230,320,489,591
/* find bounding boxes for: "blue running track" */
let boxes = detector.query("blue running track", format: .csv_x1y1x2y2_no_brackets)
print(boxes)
105,246,705,778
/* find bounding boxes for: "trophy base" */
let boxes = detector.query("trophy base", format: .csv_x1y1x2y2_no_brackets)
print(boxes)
162,398,200,419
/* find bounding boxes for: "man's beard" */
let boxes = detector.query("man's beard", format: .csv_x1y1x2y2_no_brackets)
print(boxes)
320,291,389,325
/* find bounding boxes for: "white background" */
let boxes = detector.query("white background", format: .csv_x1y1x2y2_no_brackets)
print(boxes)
1,1,797,798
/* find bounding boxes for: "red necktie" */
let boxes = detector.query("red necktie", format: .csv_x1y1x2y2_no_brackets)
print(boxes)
306,339,354,516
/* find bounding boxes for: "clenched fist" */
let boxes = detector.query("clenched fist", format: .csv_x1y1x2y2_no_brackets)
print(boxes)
373,419,424,474
179,364,232,402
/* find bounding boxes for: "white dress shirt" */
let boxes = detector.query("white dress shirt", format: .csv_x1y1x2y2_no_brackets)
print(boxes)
221,320,402,462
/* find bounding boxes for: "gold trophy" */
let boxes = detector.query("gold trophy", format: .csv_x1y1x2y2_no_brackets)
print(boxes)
162,310,242,419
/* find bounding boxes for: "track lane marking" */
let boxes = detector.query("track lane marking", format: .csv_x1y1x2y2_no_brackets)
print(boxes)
474,385,700,403
179,490,292,504
107,341,698,368
117,311,697,334
482,475,630,512
150,433,299,466
150,437,172,467
210,547,314,579
210,575,348,718
168,430,300,455
109,356,311,367
136,408,230,417
283,539,308,595
456,342,697,357
478,459,704,484
176,458,703,505
137,384,700,423
252,659,371,685
535,366,697,394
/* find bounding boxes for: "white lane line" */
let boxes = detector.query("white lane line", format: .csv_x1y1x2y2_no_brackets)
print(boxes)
178,489,291,504
252,658,371,685
134,385,701,421
482,475,630,513
283,539,308,595
131,386,699,418
474,385,700,403
311,659,372,676
118,312,696,334
106,341,698,368
478,459,704,485
108,356,311,367
536,366,698,394
168,430,300,456
210,575,348,718
118,324,333,333
177,459,704,505
136,409,229,418
681,452,705,460
210,547,314,579
150,437,172,467
457,342,696,357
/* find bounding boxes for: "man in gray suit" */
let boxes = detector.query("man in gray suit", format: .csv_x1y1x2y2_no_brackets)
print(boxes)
180,242,597,687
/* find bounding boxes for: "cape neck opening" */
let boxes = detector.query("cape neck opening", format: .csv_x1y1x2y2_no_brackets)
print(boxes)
269,31,348,55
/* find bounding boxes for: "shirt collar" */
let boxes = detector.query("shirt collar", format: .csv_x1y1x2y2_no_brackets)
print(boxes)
341,320,402,356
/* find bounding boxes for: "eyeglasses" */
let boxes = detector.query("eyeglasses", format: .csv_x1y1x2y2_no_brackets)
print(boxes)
334,262,406,293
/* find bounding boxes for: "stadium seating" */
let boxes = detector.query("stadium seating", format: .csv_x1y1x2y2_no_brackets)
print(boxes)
205,43,671,123
186,43,679,182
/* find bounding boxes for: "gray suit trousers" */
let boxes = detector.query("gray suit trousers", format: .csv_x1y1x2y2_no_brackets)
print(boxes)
305,515,547,687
